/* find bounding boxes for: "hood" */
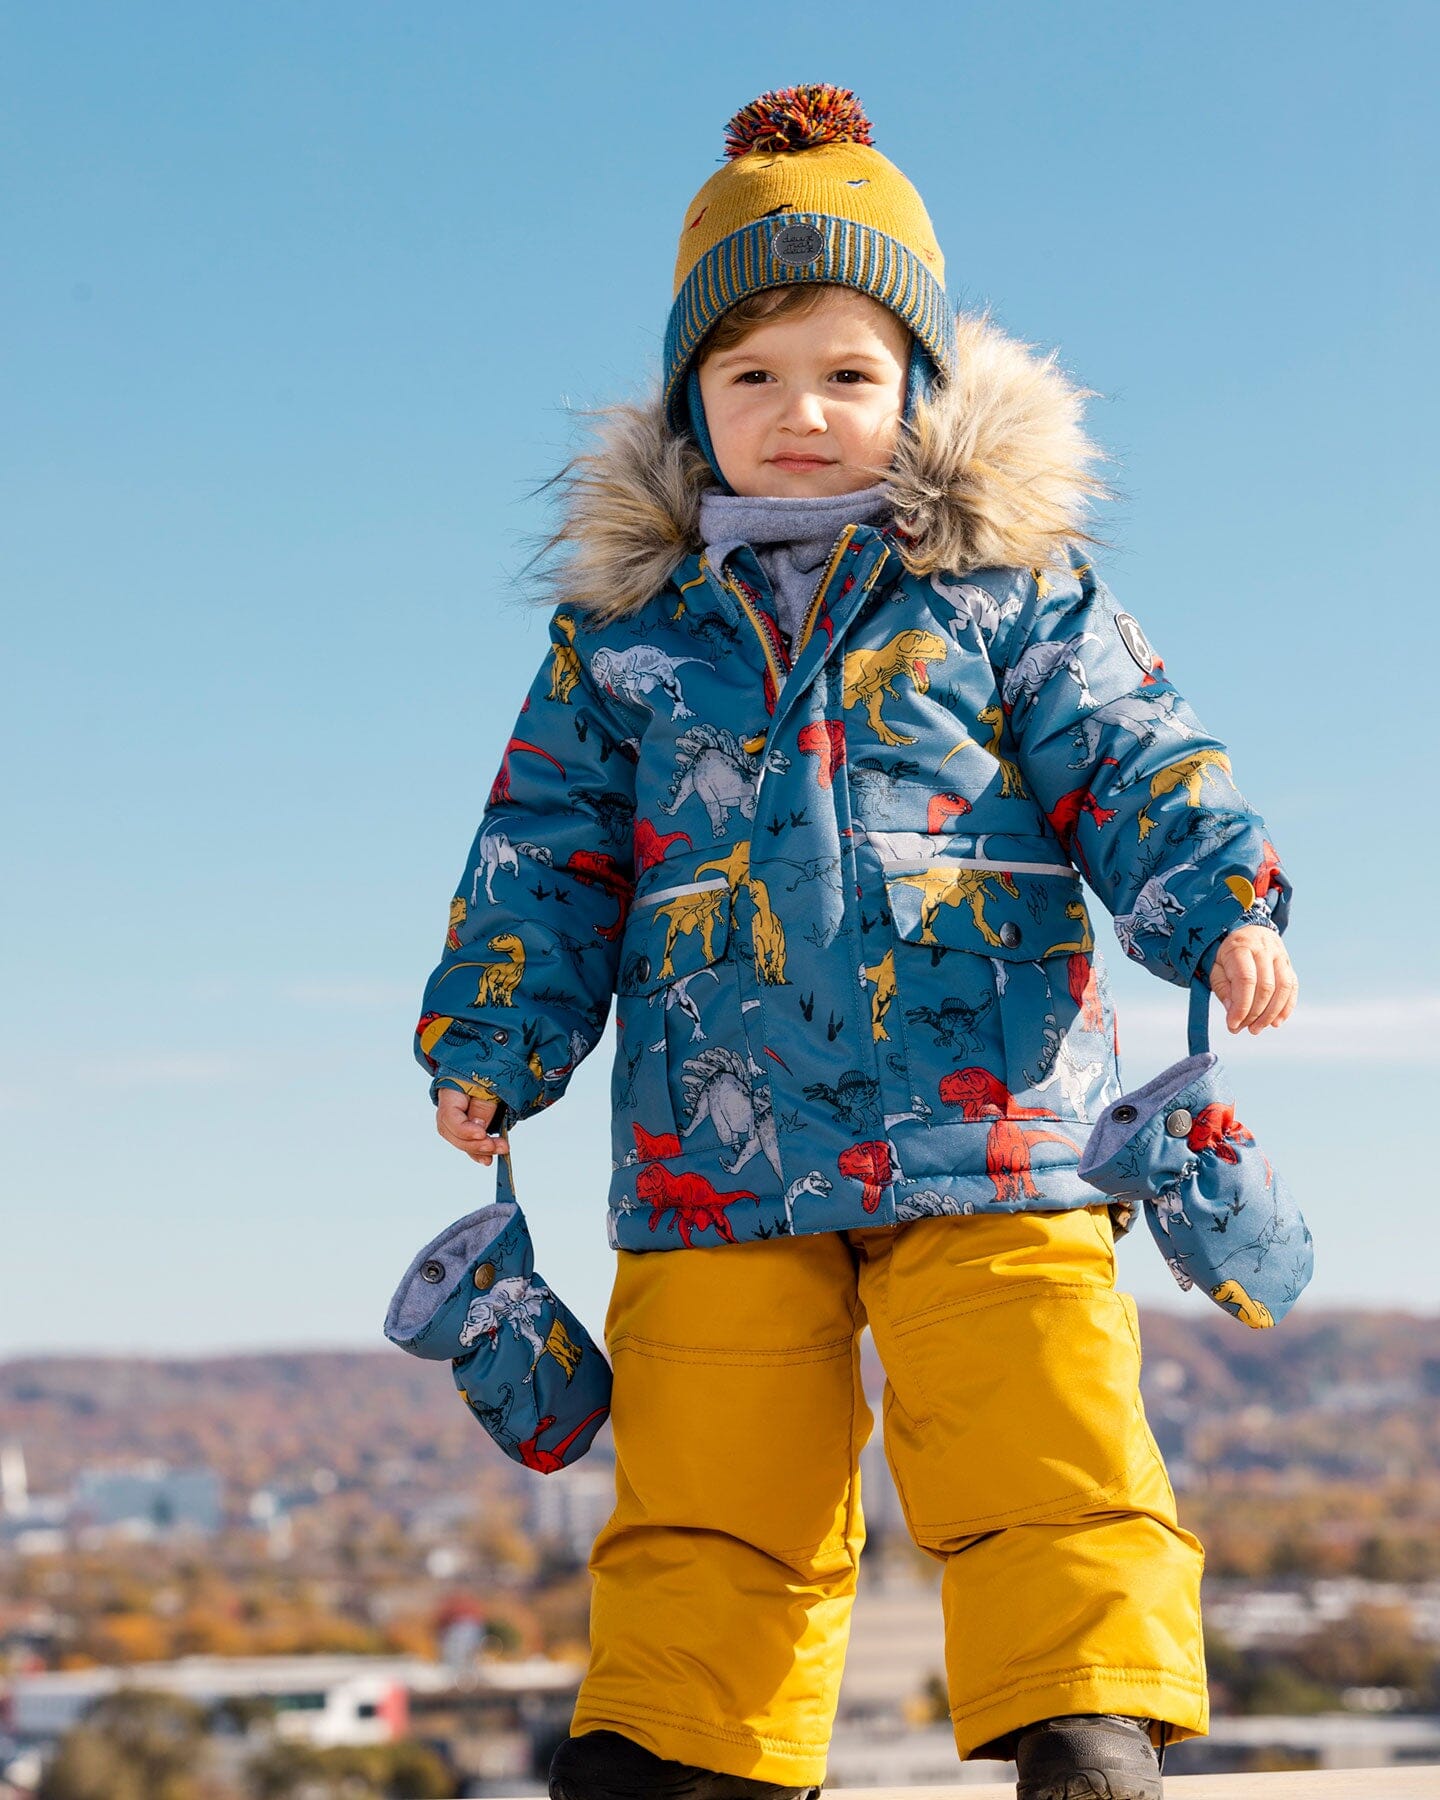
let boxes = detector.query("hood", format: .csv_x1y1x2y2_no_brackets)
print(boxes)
538,313,1110,624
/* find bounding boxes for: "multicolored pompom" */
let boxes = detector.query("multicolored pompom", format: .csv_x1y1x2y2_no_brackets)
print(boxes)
723,85,874,160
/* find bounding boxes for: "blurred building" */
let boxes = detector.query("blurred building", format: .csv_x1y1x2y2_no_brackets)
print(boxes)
72,1461,222,1537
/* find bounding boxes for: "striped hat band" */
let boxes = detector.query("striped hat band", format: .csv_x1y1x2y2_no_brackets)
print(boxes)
662,212,955,430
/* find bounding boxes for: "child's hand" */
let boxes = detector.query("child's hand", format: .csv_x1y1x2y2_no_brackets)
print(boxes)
436,1088,511,1165
1209,925,1298,1034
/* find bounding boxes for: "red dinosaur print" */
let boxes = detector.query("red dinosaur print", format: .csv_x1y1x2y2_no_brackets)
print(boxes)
837,1140,892,1213
984,1117,1083,1203
1045,758,1119,850
633,817,692,873
632,1122,683,1162
938,1066,1060,1121
927,792,973,833
796,719,847,789
488,736,566,807
637,1164,758,1247
1068,953,1103,1032
415,1011,452,1069
1254,840,1282,899
517,1407,610,1474
557,849,633,940
1186,1103,1254,1164
1141,656,1167,687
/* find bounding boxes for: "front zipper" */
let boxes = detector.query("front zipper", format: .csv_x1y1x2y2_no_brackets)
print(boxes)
705,526,890,811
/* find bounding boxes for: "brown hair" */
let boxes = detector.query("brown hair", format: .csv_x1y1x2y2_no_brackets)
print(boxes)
696,284,836,362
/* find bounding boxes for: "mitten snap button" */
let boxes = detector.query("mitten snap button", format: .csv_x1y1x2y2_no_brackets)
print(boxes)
1111,1104,1138,1123
420,1259,446,1285
1165,1108,1194,1137
473,1261,497,1292
998,921,1022,948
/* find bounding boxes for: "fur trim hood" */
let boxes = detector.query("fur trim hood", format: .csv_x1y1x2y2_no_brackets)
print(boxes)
539,313,1110,624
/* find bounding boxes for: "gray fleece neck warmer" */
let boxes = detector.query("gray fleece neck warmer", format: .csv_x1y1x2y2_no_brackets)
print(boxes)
699,481,893,646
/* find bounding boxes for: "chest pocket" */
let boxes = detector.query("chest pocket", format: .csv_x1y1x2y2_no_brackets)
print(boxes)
612,877,735,1165
881,861,1113,1123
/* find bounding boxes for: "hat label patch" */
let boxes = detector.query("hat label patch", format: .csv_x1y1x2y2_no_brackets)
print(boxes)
1115,612,1156,672
771,221,825,266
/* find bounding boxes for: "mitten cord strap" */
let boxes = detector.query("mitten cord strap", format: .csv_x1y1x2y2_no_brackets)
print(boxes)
1187,979,1212,1057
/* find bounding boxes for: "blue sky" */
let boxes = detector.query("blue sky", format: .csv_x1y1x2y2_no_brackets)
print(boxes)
4,2,1437,1354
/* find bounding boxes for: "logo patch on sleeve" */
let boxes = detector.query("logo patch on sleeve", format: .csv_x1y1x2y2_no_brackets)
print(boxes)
1115,612,1157,673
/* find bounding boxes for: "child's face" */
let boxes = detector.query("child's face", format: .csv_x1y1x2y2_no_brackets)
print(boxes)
696,287,910,498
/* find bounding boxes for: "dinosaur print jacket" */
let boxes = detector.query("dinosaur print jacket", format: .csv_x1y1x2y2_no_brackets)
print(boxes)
416,316,1291,1253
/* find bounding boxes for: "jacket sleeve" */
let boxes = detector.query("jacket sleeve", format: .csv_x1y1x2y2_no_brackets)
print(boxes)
414,607,641,1120
992,552,1291,986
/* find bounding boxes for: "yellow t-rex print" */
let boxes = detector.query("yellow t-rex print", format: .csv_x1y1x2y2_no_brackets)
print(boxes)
893,866,1020,947
696,841,787,985
447,896,467,951
861,947,897,1040
474,933,526,1006
1138,750,1235,839
978,703,1027,799
547,614,582,703
842,629,949,747
1043,899,1095,958
652,886,727,979
1211,1279,1274,1330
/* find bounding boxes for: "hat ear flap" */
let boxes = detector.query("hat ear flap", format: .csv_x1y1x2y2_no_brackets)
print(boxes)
684,366,733,494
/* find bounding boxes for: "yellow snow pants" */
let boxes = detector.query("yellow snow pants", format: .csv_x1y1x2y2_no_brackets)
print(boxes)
571,1207,1208,1786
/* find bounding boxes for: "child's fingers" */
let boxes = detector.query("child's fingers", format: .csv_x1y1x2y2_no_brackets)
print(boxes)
1251,949,1298,1032
1214,943,1258,1031
435,1090,510,1158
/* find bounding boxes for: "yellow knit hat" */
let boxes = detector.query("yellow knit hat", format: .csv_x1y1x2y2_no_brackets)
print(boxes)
663,86,953,428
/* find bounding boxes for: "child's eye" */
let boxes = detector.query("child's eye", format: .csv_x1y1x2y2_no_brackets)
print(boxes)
735,370,772,385
831,369,869,384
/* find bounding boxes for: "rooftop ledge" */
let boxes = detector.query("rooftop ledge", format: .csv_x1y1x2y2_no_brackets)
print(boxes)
486,1778,1440,1800
833,1776,1439,1799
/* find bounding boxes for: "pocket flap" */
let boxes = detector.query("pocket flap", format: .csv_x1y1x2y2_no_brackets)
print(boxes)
885,863,1090,961
618,878,732,996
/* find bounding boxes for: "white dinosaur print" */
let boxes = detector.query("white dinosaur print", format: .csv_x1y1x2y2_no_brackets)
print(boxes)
1153,1178,1195,1238
1113,863,1194,960
680,1045,782,1177
458,1274,552,1379
648,967,720,1045
591,645,709,721
471,827,553,905
1002,632,1101,714
1067,690,1203,767
781,1169,832,1230
1165,1255,1195,1292
1030,1041,1107,1116
661,724,764,836
895,1189,973,1222
928,573,1023,642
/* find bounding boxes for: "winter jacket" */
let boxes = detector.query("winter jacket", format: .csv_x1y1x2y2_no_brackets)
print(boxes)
415,316,1290,1253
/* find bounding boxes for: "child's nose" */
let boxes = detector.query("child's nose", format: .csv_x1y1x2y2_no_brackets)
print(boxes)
779,388,827,432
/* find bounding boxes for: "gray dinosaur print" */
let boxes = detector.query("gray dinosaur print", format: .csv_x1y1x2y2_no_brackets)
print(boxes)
1002,632,1101,714
1113,863,1195,959
591,645,709,720
1067,690,1203,767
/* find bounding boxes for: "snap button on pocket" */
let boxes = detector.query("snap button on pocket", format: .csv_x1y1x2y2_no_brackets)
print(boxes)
998,920,1023,948
420,1260,446,1285
1165,1108,1194,1137
1111,1104,1138,1124
473,1261,497,1292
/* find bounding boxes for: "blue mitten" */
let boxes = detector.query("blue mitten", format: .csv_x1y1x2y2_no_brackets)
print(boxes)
384,1139,611,1470
1078,981,1313,1327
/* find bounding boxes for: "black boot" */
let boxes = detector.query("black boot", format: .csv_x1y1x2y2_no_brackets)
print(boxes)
549,1730,822,1800
1013,1714,1162,1800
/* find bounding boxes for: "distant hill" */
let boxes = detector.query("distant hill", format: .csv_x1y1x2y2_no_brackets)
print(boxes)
3,1308,1438,1502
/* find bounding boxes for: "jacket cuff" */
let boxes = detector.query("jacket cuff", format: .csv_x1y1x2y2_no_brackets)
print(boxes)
1129,878,1290,990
